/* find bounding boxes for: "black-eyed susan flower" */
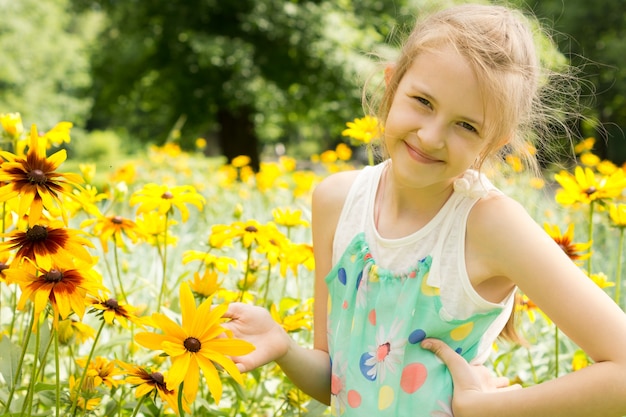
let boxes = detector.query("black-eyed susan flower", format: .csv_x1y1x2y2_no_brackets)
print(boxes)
81,214,145,253
188,270,223,299
134,282,255,405
229,219,275,249
117,361,186,415
5,259,107,328
543,223,592,264
76,356,123,389
57,318,95,345
88,295,142,329
587,272,615,289
341,115,382,145
554,166,626,206
68,375,101,411
574,137,595,154
130,183,205,222
0,125,84,226
42,121,73,148
0,219,94,270
270,298,313,333
135,211,179,247
292,171,318,198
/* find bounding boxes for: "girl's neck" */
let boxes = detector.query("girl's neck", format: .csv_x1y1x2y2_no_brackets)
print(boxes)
374,162,455,238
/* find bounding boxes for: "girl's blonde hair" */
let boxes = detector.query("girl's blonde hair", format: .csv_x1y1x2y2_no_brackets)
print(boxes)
370,3,582,175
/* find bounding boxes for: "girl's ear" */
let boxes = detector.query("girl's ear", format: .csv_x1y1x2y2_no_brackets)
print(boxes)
384,64,395,86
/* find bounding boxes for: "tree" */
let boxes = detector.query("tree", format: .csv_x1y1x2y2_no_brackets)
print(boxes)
0,0,96,130
526,0,626,163
71,0,403,169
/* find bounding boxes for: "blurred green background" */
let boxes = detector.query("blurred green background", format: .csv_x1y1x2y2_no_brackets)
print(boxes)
2,0,625,169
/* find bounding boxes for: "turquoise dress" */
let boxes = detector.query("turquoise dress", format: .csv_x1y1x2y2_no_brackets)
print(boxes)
325,164,509,417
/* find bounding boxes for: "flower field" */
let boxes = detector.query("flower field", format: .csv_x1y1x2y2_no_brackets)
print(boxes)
0,112,625,416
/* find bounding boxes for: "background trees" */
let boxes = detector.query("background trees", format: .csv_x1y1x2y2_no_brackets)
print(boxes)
1,0,625,166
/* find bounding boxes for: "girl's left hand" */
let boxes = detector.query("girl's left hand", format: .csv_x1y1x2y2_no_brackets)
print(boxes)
421,338,521,414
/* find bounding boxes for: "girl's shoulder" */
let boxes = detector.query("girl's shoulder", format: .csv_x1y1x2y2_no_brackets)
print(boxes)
312,169,363,211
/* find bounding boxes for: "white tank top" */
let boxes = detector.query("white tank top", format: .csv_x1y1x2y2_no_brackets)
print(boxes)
332,161,515,363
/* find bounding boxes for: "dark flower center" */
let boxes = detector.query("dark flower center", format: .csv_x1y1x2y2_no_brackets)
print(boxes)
161,191,174,200
26,225,48,241
584,186,597,196
28,169,47,185
244,226,258,233
43,269,63,283
112,216,124,224
183,337,201,352
104,298,119,310
150,372,165,385
0,262,8,273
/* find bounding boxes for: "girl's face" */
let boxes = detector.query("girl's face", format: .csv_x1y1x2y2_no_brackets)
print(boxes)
384,45,497,191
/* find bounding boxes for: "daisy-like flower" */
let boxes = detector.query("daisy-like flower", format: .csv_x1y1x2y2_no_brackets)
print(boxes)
609,203,626,228
135,211,179,247
117,361,186,415
341,115,383,145
543,223,592,264
0,112,24,138
188,270,223,299
76,356,123,389
130,183,205,222
361,320,406,382
181,250,237,273
291,171,318,198
574,137,595,154
65,184,107,217
588,272,615,289
0,250,11,282
68,375,101,411
229,219,275,249
0,124,84,226
0,219,94,270
43,121,73,148
88,295,143,329
554,166,626,206
57,318,95,345
272,207,310,229
5,259,107,328
134,282,255,404
231,155,251,168
335,143,353,161
270,298,313,333
81,214,145,253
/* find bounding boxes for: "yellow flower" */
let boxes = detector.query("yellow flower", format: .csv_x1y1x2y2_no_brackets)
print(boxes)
89,295,143,328
0,112,24,138
320,150,338,163
597,160,618,175
181,250,236,273
0,220,95,271
580,152,600,167
554,166,626,206
231,155,251,168
0,124,84,225
81,214,145,253
256,162,282,192
292,171,318,198
135,211,179,247
574,137,595,154
109,162,137,184
341,115,382,144
543,223,592,264
505,155,523,173
5,258,107,328
134,282,255,404
78,163,96,184
43,121,73,148
588,272,615,289
76,356,123,389
335,143,353,161
195,137,207,149
117,361,186,415
609,203,626,228
572,349,590,371
279,155,297,172
270,298,313,333
188,270,223,299
529,177,545,189
130,183,205,222
57,318,95,345
272,207,310,229
69,375,101,411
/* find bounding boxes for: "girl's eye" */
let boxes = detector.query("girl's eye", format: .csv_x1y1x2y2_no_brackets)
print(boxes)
459,121,478,134
415,96,432,108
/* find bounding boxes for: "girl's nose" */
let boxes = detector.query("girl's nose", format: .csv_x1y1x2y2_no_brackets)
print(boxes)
416,121,445,150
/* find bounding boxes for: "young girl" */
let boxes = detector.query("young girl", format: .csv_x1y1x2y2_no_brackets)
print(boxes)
223,3,626,416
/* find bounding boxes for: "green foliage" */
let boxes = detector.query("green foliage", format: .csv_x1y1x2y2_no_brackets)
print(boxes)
70,129,124,162
0,0,99,129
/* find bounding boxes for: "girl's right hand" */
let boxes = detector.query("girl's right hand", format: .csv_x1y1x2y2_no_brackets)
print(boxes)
222,302,293,373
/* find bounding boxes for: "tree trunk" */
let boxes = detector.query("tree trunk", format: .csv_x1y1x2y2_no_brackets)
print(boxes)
216,106,260,172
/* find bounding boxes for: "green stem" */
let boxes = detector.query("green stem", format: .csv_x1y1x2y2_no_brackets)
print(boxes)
262,263,272,306
587,201,595,277
4,306,35,413
113,239,128,302
554,324,559,379
20,312,41,417
129,394,148,417
69,319,106,416
615,228,624,309
366,145,374,166
177,381,186,417
156,212,170,312
238,246,253,302
55,329,60,417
